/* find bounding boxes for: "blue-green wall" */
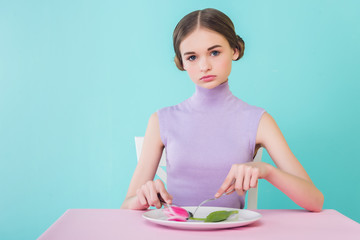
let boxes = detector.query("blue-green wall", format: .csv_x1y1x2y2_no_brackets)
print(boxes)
0,1,359,239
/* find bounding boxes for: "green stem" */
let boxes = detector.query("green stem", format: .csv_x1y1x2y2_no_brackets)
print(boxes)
188,217,206,221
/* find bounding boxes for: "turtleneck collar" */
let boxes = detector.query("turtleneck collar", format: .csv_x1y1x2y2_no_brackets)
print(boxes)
189,81,234,110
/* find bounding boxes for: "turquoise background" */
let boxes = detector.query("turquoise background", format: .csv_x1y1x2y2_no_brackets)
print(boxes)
1,0,359,239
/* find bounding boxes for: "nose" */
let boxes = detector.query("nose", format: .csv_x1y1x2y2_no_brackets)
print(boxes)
199,57,211,72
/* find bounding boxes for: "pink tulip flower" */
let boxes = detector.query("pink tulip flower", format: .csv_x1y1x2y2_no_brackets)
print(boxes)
163,206,190,222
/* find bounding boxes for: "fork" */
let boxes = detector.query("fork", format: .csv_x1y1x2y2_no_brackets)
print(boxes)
158,193,174,208
192,189,235,217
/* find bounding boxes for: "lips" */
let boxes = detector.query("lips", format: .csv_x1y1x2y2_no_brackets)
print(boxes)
200,75,216,82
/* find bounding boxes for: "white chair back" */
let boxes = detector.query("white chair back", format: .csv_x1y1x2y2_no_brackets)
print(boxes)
135,136,262,209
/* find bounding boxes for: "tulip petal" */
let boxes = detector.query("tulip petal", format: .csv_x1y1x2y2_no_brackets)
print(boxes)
163,206,189,221
167,216,187,222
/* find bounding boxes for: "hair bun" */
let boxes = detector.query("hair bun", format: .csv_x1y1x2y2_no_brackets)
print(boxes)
235,35,245,60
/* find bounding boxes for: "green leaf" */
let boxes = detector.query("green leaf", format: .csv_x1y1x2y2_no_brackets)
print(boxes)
204,210,239,222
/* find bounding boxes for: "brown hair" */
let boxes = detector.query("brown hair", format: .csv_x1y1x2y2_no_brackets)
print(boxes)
173,8,245,71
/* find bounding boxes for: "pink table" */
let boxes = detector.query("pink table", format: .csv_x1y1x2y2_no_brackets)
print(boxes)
38,209,359,240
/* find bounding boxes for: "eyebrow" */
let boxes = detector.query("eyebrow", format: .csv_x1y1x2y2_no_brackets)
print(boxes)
183,45,222,56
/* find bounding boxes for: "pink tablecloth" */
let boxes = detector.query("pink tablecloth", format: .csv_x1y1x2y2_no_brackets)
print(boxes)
38,209,359,240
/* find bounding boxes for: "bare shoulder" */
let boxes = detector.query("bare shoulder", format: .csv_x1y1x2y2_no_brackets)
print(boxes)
144,112,163,148
149,112,159,124
259,112,276,126
256,112,281,147
146,112,161,131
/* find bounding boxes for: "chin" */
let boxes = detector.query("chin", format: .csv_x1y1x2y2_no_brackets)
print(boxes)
202,81,224,89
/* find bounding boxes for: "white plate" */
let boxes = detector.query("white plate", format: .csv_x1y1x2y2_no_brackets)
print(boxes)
143,206,262,230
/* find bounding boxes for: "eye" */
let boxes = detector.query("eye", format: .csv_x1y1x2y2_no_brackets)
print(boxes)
211,50,220,56
187,55,196,61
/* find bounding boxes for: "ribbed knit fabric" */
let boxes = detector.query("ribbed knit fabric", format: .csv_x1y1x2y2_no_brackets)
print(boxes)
157,81,265,209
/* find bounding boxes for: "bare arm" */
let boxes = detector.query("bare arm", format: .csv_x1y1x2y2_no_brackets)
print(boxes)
216,112,324,212
121,112,172,209
256,112,324,212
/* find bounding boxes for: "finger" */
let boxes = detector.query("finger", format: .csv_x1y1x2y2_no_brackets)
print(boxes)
243,166,252,191
250,168,259,188
147,181,161,209
234,166,245,196
215,166,236,197
235,177,245,196
155,180,172,205
225,184,235,195
136,188,148,207
215,184,235,199
141,185,151,207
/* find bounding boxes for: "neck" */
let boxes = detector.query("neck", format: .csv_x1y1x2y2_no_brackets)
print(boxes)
189,81,233,110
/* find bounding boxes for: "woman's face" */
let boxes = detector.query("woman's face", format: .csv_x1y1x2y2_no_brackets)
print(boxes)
179,27,239,89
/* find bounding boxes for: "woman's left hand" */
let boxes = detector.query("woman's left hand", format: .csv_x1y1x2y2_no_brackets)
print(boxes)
215,162,273,197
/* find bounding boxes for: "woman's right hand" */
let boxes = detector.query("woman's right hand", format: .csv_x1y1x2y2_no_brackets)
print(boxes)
135,179,173,209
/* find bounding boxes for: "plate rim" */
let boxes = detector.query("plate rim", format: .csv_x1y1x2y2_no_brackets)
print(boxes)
142,206,262,229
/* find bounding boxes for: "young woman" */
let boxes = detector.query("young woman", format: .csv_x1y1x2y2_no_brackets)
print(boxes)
121,8,324,212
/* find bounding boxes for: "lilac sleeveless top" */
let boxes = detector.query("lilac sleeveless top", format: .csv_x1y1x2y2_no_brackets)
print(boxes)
157,81,265,209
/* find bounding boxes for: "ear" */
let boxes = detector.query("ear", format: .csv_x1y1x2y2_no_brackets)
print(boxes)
232,48,240,60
